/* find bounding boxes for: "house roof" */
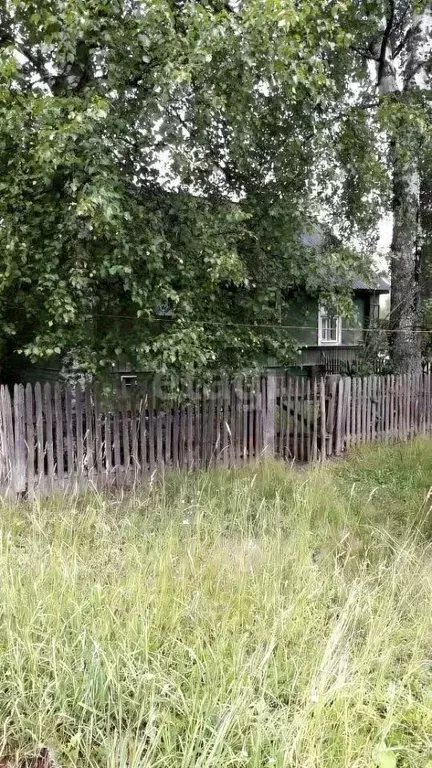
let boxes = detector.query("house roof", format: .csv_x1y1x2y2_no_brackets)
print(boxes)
299,227,390,294
352,276,390,293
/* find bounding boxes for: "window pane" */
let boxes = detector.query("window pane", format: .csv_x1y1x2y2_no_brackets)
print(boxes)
320,311,339,343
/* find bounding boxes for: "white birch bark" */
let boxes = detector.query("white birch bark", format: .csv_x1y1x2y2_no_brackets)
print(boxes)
383,4,432,372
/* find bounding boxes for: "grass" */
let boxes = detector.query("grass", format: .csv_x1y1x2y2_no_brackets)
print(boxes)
1,441,432,767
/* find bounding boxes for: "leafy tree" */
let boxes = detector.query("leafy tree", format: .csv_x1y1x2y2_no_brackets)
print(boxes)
325,0,432,372
0,0,372,379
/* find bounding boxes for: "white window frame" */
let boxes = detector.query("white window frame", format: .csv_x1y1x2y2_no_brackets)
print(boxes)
318,305,342,346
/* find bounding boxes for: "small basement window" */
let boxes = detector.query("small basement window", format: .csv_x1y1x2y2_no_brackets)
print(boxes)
318,306,342,345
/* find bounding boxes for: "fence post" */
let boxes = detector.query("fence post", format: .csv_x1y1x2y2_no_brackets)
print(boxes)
263,374,276,459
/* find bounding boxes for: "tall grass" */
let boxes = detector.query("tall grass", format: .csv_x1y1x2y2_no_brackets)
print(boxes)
0,441,432,767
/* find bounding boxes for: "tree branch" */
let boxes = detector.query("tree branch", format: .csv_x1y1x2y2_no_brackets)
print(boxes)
377,0,395,87
393,25,414,58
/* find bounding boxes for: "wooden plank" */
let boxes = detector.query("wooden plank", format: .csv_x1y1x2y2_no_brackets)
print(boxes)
130,396,139,480
320,377,326,461
180,392,188,469
305,378,311,461
200,388,207,469
75,384,84,480
293,378,299,462
394,375,400,440
335,377,344,456
188,382,196,469
427,374,431,435
376,375,382,441
34,382,44,484
155,389,164,472
165,399,172,469
382,375,390,443
139,397,148,477
248,378,255,461
148,389,156,474
172,395,180,469
205,384,213,466
345,377,351,450
242,380,248,463
275,376,280,458
264,374,275,460
233,378,241,465
361,377,367,443
228,381,235,467
415,372,421,436
370,376,377,442
399,374,404,439
65,384,74,478
155,408,164,471
350,377,357,448
312,378,318,461
105,411,112,479
326,377,337,456
420,374,425,436
113,409,121,485
85,384,94,477
282,374,292,461
300,377,305,462
14,384,26,494
254,376,262,461
405,372,410,440
356,377,362,446
388,375,394,440
44,383,54,490
364,376,370,443
54,383,64,485
193,385,200,469
1,386,15,493
121,390,130,479
25,384,34,497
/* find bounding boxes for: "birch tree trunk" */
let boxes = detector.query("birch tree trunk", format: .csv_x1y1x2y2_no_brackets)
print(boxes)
381,4,431,373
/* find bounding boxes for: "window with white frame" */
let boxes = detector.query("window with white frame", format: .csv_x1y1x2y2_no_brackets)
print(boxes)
318,305,342,345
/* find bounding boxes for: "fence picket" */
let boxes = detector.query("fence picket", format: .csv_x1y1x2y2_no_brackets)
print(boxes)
85,384,94,477
345,377,351,449
121,391,130,478
54,383,64,484
113,409,121,484
25,383,34,496
335,377,344,456
75,384,84,480
320,378,326,461
65,385,74,478
305,379,311,461
326,377,337,456
300,378,305,462
44,383,54,490
35,382,44,485
294,378,299,462
130,397,139,479
351,377,357,447
139,398,147,477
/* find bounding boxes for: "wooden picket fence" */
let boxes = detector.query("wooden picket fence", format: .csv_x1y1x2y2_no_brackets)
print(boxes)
0,372,431,496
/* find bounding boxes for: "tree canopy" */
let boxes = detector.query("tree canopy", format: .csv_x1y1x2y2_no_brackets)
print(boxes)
1,0,430,377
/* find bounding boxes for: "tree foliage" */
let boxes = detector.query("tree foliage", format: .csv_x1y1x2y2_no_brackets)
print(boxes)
0,0,375,378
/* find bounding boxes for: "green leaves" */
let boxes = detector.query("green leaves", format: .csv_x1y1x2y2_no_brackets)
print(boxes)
0,0,377,379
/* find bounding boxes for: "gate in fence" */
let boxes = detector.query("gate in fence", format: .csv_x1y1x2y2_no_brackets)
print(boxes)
0,372,431,496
